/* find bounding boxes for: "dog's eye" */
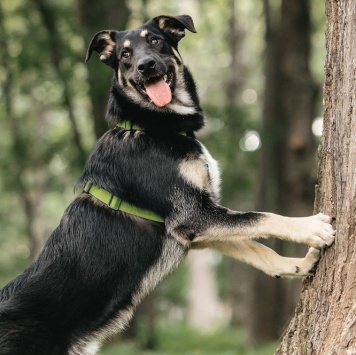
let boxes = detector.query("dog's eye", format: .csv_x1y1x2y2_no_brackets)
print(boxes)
150,37,161,46
121,50,131,59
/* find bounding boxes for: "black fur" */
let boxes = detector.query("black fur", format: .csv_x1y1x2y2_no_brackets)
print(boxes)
0,15,263,354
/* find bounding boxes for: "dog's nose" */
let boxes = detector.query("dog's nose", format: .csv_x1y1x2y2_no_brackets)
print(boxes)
137,57,156,74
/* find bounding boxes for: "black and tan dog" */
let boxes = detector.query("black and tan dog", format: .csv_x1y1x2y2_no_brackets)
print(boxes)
0,15,335,355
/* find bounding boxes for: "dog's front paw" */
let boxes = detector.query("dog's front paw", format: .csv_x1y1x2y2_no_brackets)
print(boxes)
304,213,336,249
291,213,336,249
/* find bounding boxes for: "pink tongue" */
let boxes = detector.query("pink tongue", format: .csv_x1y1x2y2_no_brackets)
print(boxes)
144,78,172,107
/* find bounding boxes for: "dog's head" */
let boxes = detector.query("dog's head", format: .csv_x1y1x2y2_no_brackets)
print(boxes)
86,15,198,115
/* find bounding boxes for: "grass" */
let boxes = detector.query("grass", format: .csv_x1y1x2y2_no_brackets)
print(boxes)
99,324,278,355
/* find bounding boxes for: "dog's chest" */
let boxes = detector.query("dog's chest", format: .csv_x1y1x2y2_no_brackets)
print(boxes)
179,142,221,201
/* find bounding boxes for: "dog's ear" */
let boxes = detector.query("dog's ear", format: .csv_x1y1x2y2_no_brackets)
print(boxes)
152,15,196,42
85,30,119,66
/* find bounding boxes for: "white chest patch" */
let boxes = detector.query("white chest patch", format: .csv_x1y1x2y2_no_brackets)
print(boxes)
199,142,221,201
179,142,221,202
68,340,100,355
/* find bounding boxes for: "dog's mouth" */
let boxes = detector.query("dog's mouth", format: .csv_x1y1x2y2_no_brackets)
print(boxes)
136,70,174,108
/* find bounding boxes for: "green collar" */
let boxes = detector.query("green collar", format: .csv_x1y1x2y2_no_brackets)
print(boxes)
117,121,143,130
116,121,188,136
83,182,164,223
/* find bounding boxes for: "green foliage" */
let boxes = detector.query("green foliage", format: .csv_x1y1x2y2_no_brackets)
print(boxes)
100,325,278,355
0,0,94,284
201,106,261,209
156,260,188,308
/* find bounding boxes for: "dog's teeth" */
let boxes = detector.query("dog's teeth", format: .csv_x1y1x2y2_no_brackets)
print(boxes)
163,75,167,81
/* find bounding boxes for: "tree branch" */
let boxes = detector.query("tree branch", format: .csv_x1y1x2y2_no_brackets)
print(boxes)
31,0,87,166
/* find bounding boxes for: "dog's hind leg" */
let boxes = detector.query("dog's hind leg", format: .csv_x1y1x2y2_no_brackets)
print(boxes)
192,239,321,278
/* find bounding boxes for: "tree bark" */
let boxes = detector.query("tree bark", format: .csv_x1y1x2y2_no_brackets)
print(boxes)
276,1,356,354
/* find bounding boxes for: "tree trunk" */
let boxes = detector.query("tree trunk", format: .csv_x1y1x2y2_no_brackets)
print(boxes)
187,250,225,331
0,4,46,258
276,1,356,354
32,0,87,167
225,0,244,108
77,0,130,138
224,0,253,328
247,0,317,344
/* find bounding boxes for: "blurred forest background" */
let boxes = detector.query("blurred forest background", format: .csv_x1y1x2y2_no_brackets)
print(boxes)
0,0,326,354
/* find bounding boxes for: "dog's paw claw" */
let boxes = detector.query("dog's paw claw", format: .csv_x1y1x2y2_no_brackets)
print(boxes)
308,264,318,275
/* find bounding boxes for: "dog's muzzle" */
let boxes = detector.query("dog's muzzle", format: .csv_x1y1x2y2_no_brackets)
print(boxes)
134,59,174,108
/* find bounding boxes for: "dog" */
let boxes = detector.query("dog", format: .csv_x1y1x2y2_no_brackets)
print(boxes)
0,15,335,355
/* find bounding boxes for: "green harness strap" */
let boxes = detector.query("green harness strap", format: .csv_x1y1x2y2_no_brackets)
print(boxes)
83,182,164,223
